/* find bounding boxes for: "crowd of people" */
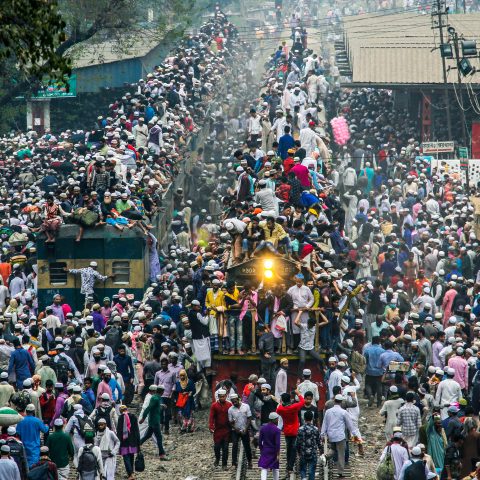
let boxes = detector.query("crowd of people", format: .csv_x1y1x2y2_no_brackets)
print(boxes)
0,6,256,480
2,2,480,480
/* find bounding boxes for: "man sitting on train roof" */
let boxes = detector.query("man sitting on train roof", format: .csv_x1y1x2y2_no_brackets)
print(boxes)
241,216,264,260
255,216,291,256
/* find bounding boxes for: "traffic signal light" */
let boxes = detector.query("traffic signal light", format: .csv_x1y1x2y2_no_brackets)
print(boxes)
264,259,274,279
461,40,477,57
440,44,453,58
459,57,473,76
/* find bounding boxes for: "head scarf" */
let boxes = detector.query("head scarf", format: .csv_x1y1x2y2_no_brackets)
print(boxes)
179,369,189,390
426,415,446,470
106,361,117,374
120,406,131,441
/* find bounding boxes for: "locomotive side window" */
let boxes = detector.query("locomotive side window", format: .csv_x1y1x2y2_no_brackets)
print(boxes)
50,262,67,285
112,261,130,284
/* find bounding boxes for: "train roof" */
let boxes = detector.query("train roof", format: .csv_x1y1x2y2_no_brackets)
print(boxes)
47,224,147,240
36,225,147,260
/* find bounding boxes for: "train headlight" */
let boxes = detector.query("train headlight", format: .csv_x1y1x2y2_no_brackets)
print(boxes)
264,259,273,269
263,259,274,279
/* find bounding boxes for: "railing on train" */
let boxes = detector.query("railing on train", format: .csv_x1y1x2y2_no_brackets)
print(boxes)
214,307,328,356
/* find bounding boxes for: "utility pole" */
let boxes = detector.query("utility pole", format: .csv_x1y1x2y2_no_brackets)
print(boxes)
451,30,469,161
432,0,452,140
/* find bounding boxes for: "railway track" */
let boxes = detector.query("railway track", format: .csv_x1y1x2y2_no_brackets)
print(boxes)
211,435,353,480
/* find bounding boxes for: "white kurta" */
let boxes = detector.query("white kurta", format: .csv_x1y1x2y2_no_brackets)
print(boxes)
435,378,463,419
299,128,320,156
327,369,344,399
94,428,120,480
380,443,409,480
65,413,86,467
342,380,362,437
275,368,288,399
379,398,405,440
287,285,314,334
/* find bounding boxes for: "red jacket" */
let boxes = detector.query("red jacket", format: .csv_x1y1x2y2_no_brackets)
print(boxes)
277,395,304,436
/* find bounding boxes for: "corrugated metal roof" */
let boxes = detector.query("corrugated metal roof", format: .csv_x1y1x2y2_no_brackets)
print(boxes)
67,29,168,69
341,12,480,85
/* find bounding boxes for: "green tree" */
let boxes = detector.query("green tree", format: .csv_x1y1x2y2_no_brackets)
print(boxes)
0,0,215,110
0,0,71,80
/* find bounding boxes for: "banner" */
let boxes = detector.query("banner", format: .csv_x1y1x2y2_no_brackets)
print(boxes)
422,141,455,154
32,75,77,99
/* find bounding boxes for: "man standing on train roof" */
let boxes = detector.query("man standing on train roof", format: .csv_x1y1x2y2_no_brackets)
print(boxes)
287,273,314,354
188,299,212,370
65,262,113,300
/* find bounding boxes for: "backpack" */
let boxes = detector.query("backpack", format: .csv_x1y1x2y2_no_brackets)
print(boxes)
76,416,95,439
10,390,31,412
397,293,411,314
61,400,74,420
80,396,94,415
376,446,395,480
105,327,121,352
27,462,56,480
350,350,366,374
94,405,113,429
73,208,98,227
52,357,70,382
9,232,28,246
8,440,27,477
78,445,98,476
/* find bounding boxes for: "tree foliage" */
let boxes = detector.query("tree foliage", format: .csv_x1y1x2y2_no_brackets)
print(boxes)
0,0,71,82
0,0,215,111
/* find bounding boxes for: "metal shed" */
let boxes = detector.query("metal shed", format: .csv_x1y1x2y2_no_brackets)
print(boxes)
67,28,177,93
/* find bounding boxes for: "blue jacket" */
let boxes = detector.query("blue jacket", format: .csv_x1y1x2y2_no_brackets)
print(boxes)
8,347,35,388
364,344,385,376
